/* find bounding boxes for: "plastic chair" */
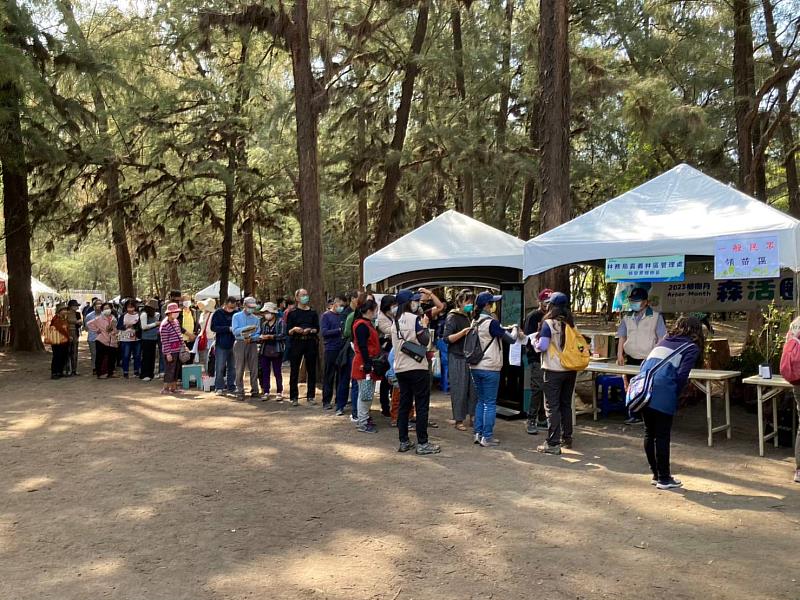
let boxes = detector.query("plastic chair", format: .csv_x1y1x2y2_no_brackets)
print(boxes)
596,374,626,417
181,364,203,390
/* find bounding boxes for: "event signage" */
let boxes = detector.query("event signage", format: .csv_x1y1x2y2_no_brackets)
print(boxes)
605,255,685,283
714,234,780,279
613,272,795,313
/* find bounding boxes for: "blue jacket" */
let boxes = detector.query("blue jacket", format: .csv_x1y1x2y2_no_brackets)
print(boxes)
320,310,346,353
639,335,701,415
210,308,237,350
232,310,262,341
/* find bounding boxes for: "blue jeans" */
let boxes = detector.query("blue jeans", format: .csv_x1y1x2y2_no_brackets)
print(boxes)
120,341,142,375
215,346,236,392
471,369,501,440
437,338,449,392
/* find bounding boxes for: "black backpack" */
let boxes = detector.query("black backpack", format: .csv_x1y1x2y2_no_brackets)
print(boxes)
463,319,496,366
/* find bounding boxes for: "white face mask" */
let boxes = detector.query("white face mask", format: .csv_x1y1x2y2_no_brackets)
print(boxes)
389,306,398,316
102,309,112,316
183,301,191,308
410,301,419,313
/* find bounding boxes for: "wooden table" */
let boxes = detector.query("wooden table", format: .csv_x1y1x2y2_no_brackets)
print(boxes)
581,362,740,447
742,375,796,457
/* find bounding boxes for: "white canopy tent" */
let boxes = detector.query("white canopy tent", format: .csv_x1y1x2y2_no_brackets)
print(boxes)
195,280,242,300
363,210,526,288
0,270,60,298
523,163,800,277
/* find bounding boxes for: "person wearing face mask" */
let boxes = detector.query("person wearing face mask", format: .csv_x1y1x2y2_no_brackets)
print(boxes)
87,302,119,379
211,296,239,396
140,300,160,381
352,299,383,433
616,287,667,425
84,299,104,375
258,301,287,401
231,296,263,400
523,289,553,435
321,294,349,410
117,298,142,379
376,294,397,417
48,305,72,379
443,289,478,431
287,288,320,407
159,302,185,395
180,295,198,352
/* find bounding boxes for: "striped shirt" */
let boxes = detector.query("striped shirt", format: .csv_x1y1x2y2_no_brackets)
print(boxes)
159,318,184,353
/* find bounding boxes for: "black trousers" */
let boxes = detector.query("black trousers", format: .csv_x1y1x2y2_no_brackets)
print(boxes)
396,369,431,445
95,341,117,377
542,369,577,447
642,407,674,481
51,343,69,376
379,375,391,414
140,339,157,379
322,348,343,406
289,338,318,401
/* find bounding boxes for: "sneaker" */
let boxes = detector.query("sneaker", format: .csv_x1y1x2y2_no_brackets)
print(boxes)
142,377,152,382
133,372,140,378
275,394,284,402
794,469,800,484
537,443,562,455
416,442,441,455
537,419,548,428
307,398,317,406
261,395,269,402
398,441,416,453
624,416,644,425
526,419,538,435
215,390,227,397
291,399,299,407
250,392,262,399
155,373,163,379
656,478,683,490
561,438,573,449
479,436,500,447
235,394,246,402
408,422,416,431
358,423,378,433
323,403,333,410
428,420,439,429
650,477,658,486
350,415,358,423
390,421,397,427
473,433,481,445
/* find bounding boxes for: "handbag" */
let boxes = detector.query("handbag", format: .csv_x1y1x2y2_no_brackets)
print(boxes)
336,342,354,369
626,342,693,413
396,320,427,363
179,349,191,364
370,353,390,378
43,324,68,346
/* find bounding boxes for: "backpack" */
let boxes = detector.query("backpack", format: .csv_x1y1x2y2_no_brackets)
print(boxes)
547,322,591,371
626,342,694,413
779,333,800,384
464,319,497,366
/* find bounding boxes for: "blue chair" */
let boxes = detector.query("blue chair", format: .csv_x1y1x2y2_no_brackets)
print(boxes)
181,364,203,390
596,375,626,417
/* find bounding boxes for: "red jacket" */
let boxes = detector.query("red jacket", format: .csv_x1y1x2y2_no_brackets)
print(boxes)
351,318,382,381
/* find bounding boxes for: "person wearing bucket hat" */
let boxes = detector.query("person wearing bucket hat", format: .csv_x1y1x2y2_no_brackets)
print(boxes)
469,292,523,448
523,289,554,435
232,297,263,400
616,287,667,425
258,301,287,401
159,302,185,394
196,298,217,375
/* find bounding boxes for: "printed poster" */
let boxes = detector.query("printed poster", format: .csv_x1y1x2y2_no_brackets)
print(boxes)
714,234,779,279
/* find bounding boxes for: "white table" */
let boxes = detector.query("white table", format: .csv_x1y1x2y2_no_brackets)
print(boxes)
581,362,740,447
742,375,796,457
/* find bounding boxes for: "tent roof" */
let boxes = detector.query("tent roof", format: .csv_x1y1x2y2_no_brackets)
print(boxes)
195,280,241,300
363,210,525,286
523,163,800,277
0,270,59,296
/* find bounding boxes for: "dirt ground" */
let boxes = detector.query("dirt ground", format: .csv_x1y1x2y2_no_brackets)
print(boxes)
1,345,799,600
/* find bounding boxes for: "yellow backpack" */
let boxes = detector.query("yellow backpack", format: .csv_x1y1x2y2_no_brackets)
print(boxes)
548,323,591,371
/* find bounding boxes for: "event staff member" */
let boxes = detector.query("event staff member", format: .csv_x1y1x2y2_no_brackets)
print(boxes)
616,287,667,424
523,288,552,435
287,288,320,407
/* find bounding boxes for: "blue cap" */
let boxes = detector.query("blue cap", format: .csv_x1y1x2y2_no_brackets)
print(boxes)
629,287,649,302
476,292,503,308
395,289,422,305
548,292,569,306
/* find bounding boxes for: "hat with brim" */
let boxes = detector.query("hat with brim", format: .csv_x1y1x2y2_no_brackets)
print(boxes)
165,302,181,315
199,298,217,312
476,292,503,308
395,289,422,305
260,301,279,314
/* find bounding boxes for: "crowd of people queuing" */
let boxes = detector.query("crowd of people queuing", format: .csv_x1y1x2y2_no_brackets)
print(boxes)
46,284,796,487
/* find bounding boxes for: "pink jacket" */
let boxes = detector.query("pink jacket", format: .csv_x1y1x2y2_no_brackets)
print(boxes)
87,314,119,347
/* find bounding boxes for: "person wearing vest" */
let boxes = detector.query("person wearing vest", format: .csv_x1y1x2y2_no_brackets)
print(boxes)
534,292,577,455
470,292,521,447
390,289,441,455
443,289,477,431
636,317,702,490
376,294,397,417
523,288,553,435
352,299,382,433
617,287,667,424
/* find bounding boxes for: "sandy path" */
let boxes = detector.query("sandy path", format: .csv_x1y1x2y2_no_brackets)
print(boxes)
0,349,798,599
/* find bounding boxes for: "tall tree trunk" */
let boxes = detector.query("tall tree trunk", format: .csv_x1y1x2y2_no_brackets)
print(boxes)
519,104,538,239
219,178,235,301
168,263,180,292
242,216,255,295
451,5,474,216
537,0,571,294
0,79,43,352
374,0,430,248
762,0,800,217
733,0,755,195
494,0,514,230
356,114,369,286
58,0,135,297
289,0,325,315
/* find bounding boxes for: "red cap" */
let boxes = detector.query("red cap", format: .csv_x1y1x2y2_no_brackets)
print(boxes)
538,288,554,303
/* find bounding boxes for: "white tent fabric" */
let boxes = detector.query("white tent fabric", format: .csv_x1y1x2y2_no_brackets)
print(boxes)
195,280,242,300
0,270,59,297
523,163,800,277
363,210,526,285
